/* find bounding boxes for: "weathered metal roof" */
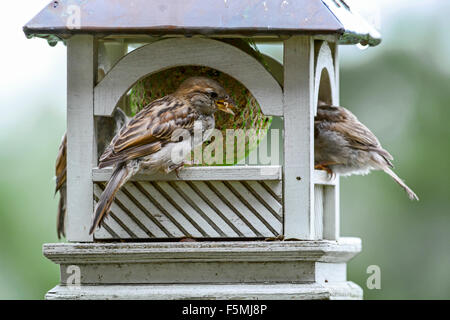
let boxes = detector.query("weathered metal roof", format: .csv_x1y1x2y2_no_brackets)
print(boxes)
23,0,381,46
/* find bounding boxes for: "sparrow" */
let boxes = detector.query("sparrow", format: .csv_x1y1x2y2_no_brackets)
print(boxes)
90,77,235,234
55,108,129,239
314,102,419,201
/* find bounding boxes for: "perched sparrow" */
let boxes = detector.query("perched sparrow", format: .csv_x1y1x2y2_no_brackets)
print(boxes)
315,102,419,200
55,108,129,239
90,77,235,234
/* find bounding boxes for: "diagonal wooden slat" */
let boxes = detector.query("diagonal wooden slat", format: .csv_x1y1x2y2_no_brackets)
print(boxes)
206,181,264,237
239,181,283,224
184,181,244,237
94,184,138,238
153,182,210,237
140,182,201,237
243,181,283,221
94,179,283,240
167,182,225,237
223,181,279,236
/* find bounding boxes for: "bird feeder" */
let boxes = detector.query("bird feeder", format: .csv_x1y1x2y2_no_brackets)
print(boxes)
25,0,381,299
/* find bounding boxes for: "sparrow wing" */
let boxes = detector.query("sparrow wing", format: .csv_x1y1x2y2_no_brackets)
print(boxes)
98,96,198,168
317,105,394,164
55,133,67,193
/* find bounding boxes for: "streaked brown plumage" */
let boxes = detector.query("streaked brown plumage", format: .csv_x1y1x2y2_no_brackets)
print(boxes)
55,108,129,239
55,133,67,239
90,77,235,234
314,102,418,200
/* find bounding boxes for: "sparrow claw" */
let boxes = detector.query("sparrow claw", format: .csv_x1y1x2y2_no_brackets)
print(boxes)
175,165,183,179
179,237,197,242
264,235,285,241
327,169,336,181
315,163,336,180
168,161,190,179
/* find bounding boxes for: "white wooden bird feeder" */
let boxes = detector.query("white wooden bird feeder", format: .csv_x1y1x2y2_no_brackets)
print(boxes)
25,0,381,299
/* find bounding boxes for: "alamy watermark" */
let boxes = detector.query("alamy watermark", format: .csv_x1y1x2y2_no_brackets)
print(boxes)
169,121,281,174
65,4,81,30
65,265,81,290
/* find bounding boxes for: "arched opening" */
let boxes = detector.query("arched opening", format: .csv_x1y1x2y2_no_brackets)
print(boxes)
94,38,283,117
95,65,273,167
318,68,333,106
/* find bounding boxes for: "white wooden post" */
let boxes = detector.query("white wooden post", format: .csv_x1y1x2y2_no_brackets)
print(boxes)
98,41,128,81
66,35,97,241
283,36,315,239
95,41,128,164
323,41,340,240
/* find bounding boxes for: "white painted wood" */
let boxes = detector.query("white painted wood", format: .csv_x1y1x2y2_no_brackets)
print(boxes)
323,184,340,240
94,38,283,116
155,181,222,237
260,46,340,239
315,262,347,283
92,165,282,182
322,39,340,240
140,182,204,238
95,41,128,164
43,239,363,299
43,238,362,264
245,181,282,219
98,41,128,80
66,36,96,242
46,282,363,300
260,53,283,86
313,41,337,113
223,181,280,236
283,36,315,239
314,185,324,240
189,181,256,237
113,183,185,238
172,181,240,237
94,184,149,239
229,181,282,231
313,170,338,186
334,37,340,103
95,179,283,240
44,238,363,298
60,261,316,284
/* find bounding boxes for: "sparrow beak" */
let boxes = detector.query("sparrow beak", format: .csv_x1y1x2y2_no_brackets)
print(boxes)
216,98,235,115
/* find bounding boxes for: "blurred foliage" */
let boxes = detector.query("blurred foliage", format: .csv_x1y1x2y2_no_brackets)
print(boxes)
340,44,450,299
0,106,62,299
1,4,450,300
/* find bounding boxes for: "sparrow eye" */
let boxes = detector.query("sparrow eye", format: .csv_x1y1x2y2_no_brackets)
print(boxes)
209,91,218,99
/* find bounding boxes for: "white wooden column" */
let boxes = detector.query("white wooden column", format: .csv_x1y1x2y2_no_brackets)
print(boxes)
323,40,340,240
95,41,128,164
66,35,97,242
283,36,315,239
323,38,340,240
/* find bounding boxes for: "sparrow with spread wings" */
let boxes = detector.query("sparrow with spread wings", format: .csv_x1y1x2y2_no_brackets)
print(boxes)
90,77,235,234
315,101,418,200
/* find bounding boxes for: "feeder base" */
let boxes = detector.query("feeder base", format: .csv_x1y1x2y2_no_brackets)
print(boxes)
46,282,362,300
43,237,363,300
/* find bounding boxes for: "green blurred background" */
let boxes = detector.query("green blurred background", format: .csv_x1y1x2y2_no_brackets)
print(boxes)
0,0,449,299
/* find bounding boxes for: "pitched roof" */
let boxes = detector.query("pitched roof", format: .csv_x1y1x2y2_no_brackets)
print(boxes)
24,0,380,46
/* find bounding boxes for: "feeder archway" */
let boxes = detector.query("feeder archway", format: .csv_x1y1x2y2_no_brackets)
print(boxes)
313,41,338,112
94,38,284,117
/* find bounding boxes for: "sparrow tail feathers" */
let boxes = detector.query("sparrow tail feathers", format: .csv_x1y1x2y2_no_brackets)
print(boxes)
56,189,66,239
90,164,130,234
383,167,419,201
